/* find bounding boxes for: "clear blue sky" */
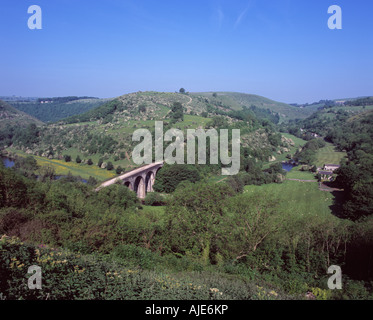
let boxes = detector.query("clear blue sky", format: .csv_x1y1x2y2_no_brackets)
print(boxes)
1,0,372,103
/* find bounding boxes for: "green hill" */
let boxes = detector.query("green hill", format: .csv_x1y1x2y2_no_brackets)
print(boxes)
193,92,315,122
9,97,112,123
60,91,314,126
3,91,300,181
0,99,43,130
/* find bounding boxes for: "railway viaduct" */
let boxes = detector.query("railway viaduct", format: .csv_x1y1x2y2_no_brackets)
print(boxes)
95,161,164,198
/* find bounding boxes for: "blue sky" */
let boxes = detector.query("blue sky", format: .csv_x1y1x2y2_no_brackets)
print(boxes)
1,0,372,103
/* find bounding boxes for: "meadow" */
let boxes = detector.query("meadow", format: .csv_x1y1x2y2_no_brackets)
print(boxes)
286,167,317,180
244,178,336,219
7,149,117,181
315,142,347,168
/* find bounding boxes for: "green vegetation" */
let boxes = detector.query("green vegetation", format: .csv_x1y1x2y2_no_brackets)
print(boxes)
244,180,330,218
193,92,316,122
286,168,316,180
282,99,373,220
293,139,326,166
9,97,111,123
315,142,347,168
0,100,42,138
1,92,373,300
1,163,372,300
6,150,116,181
153,164,201,193
1,92,300,179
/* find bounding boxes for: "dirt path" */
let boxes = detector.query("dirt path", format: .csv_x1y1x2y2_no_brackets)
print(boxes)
319,182,344,192
216,177,227,183
185,95,193,113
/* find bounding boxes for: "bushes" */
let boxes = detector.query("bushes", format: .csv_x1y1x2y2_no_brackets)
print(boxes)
112,244,161,270
153,164,201,193
0,167,29,208
0,209,30,237
0,236,297,300
143,192,167,206
1,166,373,300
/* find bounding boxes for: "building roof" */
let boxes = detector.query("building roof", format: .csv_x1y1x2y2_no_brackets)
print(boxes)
319,171,333,175
324,164,340,167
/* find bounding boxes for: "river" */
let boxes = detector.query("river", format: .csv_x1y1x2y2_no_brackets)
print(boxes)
282,162,297,172
1,157,15,168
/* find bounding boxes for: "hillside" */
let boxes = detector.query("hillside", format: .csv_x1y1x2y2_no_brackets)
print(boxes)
0,99,43,130
61,91,313,125
9,97,113,123
281,97,373,221
192,92,315,122
282,98,373,139
3,91,299,182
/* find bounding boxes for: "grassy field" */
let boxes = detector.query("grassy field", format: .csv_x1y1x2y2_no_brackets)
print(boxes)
315,142,347,167
244,179,337,219
286,167,317,180
7,149,117,181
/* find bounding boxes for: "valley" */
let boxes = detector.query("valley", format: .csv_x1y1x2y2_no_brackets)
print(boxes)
1,91,373,301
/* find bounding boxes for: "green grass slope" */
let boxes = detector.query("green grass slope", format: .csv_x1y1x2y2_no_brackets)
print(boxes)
0,99,43,130
193,92,315,122
9,98,113,123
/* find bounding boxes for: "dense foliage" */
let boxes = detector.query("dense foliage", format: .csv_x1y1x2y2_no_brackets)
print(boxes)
153,164,201,193
1,163,373,300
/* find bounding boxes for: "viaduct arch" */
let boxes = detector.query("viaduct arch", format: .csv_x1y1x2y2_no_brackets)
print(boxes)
95,161,164,199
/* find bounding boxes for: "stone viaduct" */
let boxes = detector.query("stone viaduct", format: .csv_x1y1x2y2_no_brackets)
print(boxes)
95,161,164,198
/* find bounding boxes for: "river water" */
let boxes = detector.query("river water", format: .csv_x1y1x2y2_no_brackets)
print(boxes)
282,162,297,172
1,157,15,168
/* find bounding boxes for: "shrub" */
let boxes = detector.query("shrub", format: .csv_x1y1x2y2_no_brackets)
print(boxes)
153,164,201,193
116,166,123,175
143,192,167,206
111,244,160,270
107,162,114,171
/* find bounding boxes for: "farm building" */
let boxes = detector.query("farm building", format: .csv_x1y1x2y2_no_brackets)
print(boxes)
323,164,340,172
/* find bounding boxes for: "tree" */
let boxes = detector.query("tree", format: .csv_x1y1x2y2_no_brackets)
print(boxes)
165,181,235,263
87,176,97,186
87,159,93,166
179,88,185,94
153,164,201,193
38,165,55,182
64,155,71,162
223,192,281,260
76,156,82,164
96,184,138,210
107,162,114,171
116,166,123,175
143,192,166,206
97,158,103,168
170,102,184,123
14,156,39,178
